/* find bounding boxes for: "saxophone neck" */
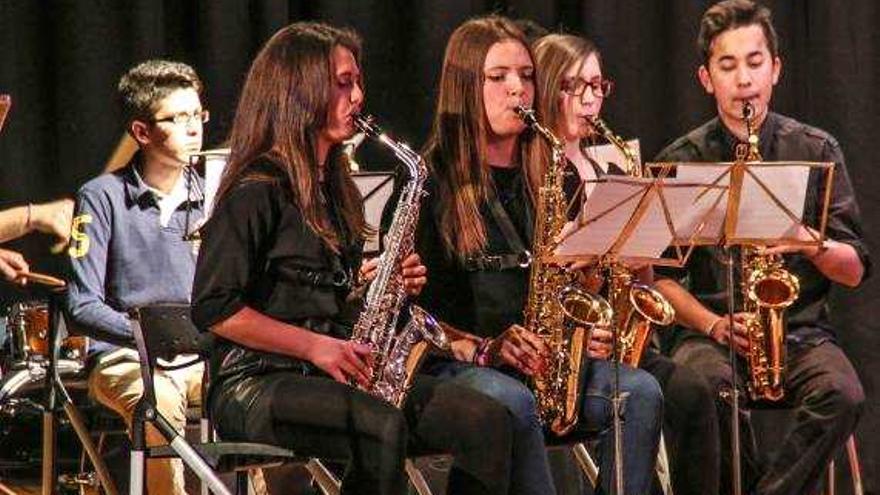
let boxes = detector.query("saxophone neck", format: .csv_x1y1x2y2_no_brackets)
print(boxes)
355,113,424,178
589,116,639,177
515,105,564,154
738,101,763,162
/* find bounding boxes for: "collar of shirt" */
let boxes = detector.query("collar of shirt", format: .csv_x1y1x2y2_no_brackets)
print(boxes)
717,111,779,160
122,155,205,226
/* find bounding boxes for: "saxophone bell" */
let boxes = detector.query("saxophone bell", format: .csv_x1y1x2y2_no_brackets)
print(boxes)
629,284,675,326
558,286,613,330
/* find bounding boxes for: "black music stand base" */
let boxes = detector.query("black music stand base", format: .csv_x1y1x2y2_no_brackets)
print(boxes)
724,246,743,495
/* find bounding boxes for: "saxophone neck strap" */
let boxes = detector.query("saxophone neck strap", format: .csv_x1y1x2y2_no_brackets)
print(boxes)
462,194,532,272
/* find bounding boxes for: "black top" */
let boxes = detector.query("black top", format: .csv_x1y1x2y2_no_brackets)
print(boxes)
192,160,363,383
410,162,583,339
655,112,870,347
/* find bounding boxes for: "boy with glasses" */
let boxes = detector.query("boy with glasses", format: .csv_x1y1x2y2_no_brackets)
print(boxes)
65,59,207,495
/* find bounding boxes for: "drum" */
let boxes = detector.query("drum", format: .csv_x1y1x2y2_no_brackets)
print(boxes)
5,301,89,365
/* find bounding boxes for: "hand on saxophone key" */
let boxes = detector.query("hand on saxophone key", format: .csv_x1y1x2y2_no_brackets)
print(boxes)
586,325,614,360
488,324,549,376
707,313,751,356
308,335,374,387
358,256,380,284
400,253,427,296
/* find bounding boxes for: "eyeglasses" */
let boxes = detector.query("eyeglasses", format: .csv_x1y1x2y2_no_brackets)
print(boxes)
152,110,210,126
561,77,614,99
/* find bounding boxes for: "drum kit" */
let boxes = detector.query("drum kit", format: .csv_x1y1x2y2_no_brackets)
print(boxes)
0,275,117,494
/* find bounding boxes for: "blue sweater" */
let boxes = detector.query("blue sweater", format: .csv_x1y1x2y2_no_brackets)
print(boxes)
65,156,204,352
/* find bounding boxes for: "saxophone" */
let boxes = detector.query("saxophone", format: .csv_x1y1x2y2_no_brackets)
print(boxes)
517,105,613,436
589,117,675,366
737,102,800,402
349,114,448,407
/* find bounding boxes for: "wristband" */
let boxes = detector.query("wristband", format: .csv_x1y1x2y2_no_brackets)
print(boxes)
704,317,724,338
472,338,493,367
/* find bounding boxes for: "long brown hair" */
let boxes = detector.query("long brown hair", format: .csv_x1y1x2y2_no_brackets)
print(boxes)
423,15,546,258
216,22,366,252
532,34,601,143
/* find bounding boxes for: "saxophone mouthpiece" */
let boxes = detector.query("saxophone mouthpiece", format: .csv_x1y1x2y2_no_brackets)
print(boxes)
742,101,755,120
354,113,381,138
514,105,538,127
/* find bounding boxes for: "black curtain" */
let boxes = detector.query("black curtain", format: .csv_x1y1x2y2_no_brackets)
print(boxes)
1,1,878,491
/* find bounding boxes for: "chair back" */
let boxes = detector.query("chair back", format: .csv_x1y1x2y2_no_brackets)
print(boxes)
130,303,212,404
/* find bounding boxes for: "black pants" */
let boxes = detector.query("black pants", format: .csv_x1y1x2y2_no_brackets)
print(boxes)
673,338,864,495
642,349,720,495
209,371,512,495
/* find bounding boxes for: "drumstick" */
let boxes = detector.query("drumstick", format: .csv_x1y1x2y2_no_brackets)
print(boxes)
15,271,66,288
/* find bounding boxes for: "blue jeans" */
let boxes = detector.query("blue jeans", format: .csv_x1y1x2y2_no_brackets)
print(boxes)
578,359,663,495
428,361,555,495
427,359,662,495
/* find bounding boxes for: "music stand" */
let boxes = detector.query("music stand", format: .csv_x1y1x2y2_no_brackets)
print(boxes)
551,175,721,494
647,159,832,495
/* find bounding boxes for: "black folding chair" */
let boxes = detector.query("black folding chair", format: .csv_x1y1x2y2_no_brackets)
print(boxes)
128,303,339,495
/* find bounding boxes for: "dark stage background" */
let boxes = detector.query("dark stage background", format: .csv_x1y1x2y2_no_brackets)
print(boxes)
1,1,878,492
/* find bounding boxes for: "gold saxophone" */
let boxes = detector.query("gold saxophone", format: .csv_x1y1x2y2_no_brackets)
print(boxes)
589,117,675,366
516,105,612,436
737,102,800,402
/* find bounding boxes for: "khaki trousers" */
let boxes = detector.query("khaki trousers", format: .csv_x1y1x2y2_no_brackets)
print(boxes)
89,350,202,495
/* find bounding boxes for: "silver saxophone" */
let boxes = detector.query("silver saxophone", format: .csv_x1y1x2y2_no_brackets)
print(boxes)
349,114,449,407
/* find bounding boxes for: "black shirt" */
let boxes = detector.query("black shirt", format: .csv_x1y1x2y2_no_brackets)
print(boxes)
192,160,362,381
412,166,532,339
655,113,870,346
410,161,584,339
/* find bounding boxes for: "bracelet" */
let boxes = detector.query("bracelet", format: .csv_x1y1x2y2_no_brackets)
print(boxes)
472,338,493,367
704,317,724,338
807,240,830,260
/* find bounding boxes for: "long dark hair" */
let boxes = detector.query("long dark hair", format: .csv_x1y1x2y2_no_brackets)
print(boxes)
423,15,545,257
216,22,366,252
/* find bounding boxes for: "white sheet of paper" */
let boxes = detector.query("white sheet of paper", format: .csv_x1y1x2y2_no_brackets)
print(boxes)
674,163,810,242
556,178,671,259
580,139,641,175
199,150,230,220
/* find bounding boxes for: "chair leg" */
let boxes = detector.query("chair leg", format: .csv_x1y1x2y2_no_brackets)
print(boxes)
406,459,434,495
572,443,600,487
826,434,864,495
305,458,341,495
130,449,146,495
656,431,674,495
235,471,249,495
826,458,835,495
846,435,864,495
201,419,211,495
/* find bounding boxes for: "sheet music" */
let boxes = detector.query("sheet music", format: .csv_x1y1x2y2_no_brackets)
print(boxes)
196,149,230,219
674,163,810,242
580,138,641,176
557,177,671,259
